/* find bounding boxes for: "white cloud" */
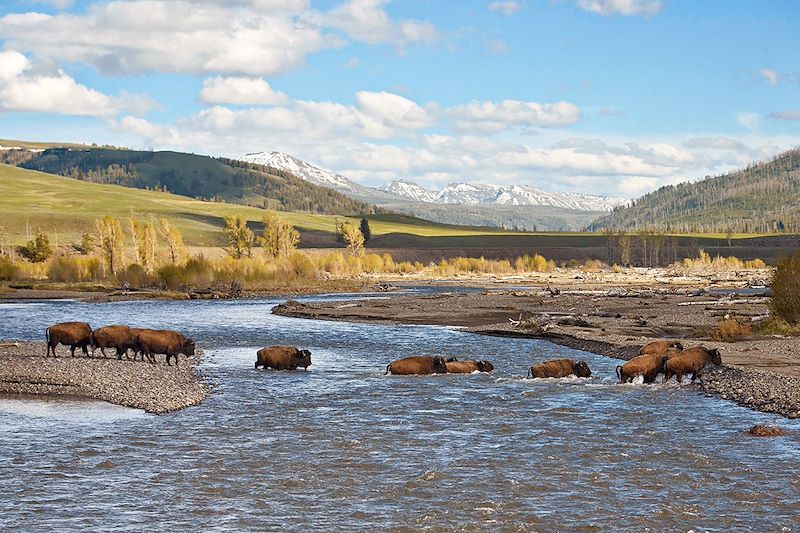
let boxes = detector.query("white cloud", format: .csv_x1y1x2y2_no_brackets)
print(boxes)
487,1,521,16
199,76,288,106
355,91,435,130
111,115,166,139
736,111,760,130
29,0,74,8
448,100,582,132
759,68,779,86
0,1,340,76
577,0,661,17
0,50,30,82
323,0,436,46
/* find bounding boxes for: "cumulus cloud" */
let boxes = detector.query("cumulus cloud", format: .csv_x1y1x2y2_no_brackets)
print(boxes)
448,100,582,132
759,68,780,86
355,91,435,129
577,0,661,17
0,50,154,116
0,1,340,76
487,1,521,16
199,76,288,105
322,0,436,46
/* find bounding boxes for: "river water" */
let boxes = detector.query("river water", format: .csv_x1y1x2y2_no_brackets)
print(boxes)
0,291,798,532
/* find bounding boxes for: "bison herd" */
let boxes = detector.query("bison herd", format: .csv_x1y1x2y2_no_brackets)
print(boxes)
45,321,195,366
45,321,722,384
381,339,722,384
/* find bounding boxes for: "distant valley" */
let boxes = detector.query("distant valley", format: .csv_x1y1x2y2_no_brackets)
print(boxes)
241,151,629,231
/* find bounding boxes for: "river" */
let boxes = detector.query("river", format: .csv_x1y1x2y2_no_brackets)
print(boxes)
0,291,798,531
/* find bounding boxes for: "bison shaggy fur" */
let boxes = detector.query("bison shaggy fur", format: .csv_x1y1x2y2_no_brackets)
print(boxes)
663,346,722,383
616,353,668,384
137,329,196,366
45,322,92,357
527,359,592,379
385,356,448,375
90,325,136,359
255,346,312,370
445,360,494,373
638,340,683,356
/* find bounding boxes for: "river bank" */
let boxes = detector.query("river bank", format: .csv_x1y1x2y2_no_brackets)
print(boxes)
272,287,800,418
0,341,210,413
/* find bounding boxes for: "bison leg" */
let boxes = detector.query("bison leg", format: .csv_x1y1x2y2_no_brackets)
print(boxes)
676,373,683,383
690,372,698,382
70,345,76,357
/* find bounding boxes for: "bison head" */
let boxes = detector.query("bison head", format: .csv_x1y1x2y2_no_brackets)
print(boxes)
709,348,722,365
446,356,458,362
293,349,312,369
671,341,684,350
574,360,592,377
432,356,448,374
181,339,196,356
476,360,494,372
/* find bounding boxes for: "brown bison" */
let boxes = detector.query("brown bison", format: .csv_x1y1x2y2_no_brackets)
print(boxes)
90,325,137,359
663,346,722,383
385,356,448,375
255,346,312,370
527,359,592,379
137,329,196,366
445,360,495,373
616,353,668,383
638,340,683,356
45,322,92,357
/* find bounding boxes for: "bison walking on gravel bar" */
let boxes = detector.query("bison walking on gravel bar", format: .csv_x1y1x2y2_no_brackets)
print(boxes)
45,322,92,357
663,346,722,383
527,359,592,379
616,354,668,384
137,329,196,366
638,340,683,356
90,325,136,359
445,360,495,373
255,346,312,370
385,356,448,375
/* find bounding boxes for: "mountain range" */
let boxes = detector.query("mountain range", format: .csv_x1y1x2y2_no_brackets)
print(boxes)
240,151,628,230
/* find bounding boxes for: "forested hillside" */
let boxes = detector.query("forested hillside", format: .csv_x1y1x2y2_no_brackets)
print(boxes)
590,147,800,233
1,147,374,216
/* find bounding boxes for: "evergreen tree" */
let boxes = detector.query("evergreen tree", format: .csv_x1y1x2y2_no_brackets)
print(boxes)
360,217,372,242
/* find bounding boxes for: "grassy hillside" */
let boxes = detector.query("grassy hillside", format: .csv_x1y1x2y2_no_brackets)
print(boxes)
1,146,374,216
0,164,535,248
591,147,800,233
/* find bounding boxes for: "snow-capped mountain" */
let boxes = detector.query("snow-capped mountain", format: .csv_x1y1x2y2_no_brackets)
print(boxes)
239,151,629,222
241,151,366,194
380,180,629,212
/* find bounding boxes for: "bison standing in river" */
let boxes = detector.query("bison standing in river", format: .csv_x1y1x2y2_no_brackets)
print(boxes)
639,340,683,356
527,359,592,379
663,346,722,383
616,353,668,384
445,360,494,373
45,322,92,357
385,356,448,375
90,325,137,359
137,329,195,366
255,346,312,370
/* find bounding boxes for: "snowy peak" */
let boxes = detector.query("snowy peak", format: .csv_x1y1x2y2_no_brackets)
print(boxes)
240,151,361,193
382,181,629,211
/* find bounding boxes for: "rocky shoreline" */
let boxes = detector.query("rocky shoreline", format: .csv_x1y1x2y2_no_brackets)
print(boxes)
0,341,210,414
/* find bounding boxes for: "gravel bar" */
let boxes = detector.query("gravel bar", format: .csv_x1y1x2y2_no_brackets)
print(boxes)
0,341,210,414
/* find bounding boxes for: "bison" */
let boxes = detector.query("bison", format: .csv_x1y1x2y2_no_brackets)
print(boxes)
45,322,92,357
255,346,312,370
527,359,592,379
137,329,196,366
616,353,668,384
90,325,136,359
445,360,495,373
638,340,683,356
385,356,448,375
663,346,722,383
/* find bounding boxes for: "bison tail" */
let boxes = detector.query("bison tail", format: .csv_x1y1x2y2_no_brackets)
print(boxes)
526,368,532,379
615,365,622,380
384,364,391,375
45,327,50,344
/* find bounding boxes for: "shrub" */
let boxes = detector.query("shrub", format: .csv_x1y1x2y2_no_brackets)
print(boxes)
157,264,190,291
119,263,157,288
0,256,17,281
711,318,753,341
770,252,800,326
48,255,103,282
19,228,53,263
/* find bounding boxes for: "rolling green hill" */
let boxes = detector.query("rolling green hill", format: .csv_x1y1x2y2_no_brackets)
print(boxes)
590,147,800,233
1,146,374,216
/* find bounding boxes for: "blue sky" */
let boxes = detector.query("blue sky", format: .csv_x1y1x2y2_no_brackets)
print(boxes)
0,0,798,197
